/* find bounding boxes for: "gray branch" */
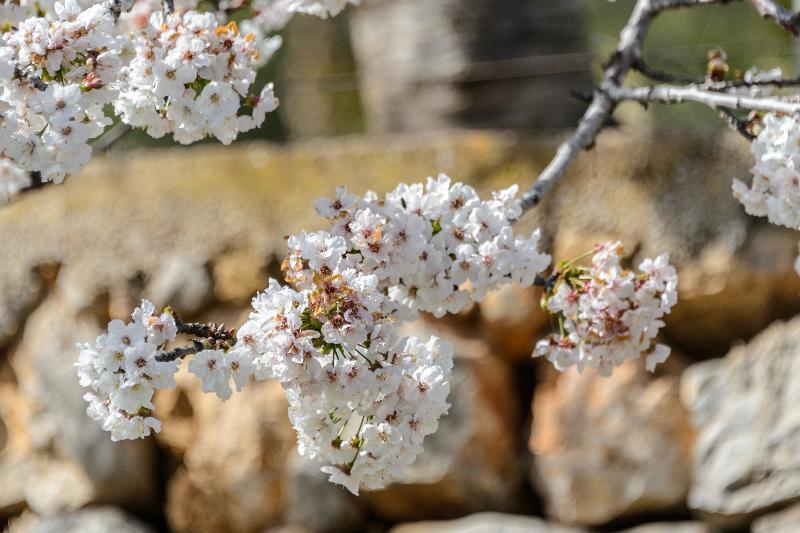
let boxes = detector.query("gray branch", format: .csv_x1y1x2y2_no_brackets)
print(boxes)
518,0,800,214
518,0,730,212
607,84,800,114
749,0,800,36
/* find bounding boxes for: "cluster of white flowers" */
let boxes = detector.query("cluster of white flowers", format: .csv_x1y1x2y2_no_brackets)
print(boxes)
76,300,179,441
114,13,278,144
228,174,550,493
0,0,125,183
288,0,359,17
225,0,360,36
733,113,800,230
231,275,452,494
534,241,678,377
0,0,363,200
307,174,552,318
75,175,552,493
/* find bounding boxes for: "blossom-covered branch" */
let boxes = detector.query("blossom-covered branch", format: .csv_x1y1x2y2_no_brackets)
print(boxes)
517,0,800,214
0,0,360,202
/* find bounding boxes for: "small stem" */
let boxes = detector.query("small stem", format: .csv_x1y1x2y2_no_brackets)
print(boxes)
559,250,595,273
346,415,366,470
155,340,204,362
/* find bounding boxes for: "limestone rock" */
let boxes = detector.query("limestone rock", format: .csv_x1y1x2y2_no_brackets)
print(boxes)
211,248,269,305
362,323,522,521
164,379,294,533
615,523,710,533
478,284,548,361
7,507,153,533
9,292,158,514
0,384,34,517
284,452,364,533
531,361,692,526
144,254,212,315
681,316,800,525
752,503,800,533
390,512,586,533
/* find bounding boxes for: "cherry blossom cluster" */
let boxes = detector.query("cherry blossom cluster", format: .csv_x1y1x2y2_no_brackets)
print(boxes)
534,241,678,377
114,13,278,144
76,300,179,441
224,0,361,36
733,113,800,230
0,0,125,183
75,175,553,493
307,174,553,318
76,300,249,440
0,0,362,201
231,275,452,494
226,175,553,492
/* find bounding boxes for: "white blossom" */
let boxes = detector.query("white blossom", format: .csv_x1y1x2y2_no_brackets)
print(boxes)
114,12,278,145
733,113,800,230
534,241,678,377
75,300,179,441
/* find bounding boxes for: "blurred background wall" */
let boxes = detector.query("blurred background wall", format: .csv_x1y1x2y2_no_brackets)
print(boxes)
3,1,800,533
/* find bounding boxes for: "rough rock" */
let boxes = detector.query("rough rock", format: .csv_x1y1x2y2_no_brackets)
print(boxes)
163,378,295,533
681,316,800,525
615,523,710,533
390,512,586,533
362,322,522,521
144,254,212,315
478,284,548,361
284,452,365,533
7,507,153,533
0,384,34,517
752,503,800,533
8,291,158,514
211,247,269,305
531,361,692,526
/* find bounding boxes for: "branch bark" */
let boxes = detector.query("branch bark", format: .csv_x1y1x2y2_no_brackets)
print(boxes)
607,84,800,114
749,0,800,36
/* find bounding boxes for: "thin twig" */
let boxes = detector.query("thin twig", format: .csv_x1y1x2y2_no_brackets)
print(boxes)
13,66,47,91
155,340,205,362
711,76,800,89
171,309,236,343
717,107,757,140
749,0,800,36
632,57,704,85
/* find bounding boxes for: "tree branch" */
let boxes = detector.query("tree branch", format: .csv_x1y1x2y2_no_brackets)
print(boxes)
170,310,236,343
517,0,732,213
516,0,800,215
155,340,205,362
607,84,800,114
632,57,704,85
717,107,757,140
14,67,47,92
749,0,800,36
